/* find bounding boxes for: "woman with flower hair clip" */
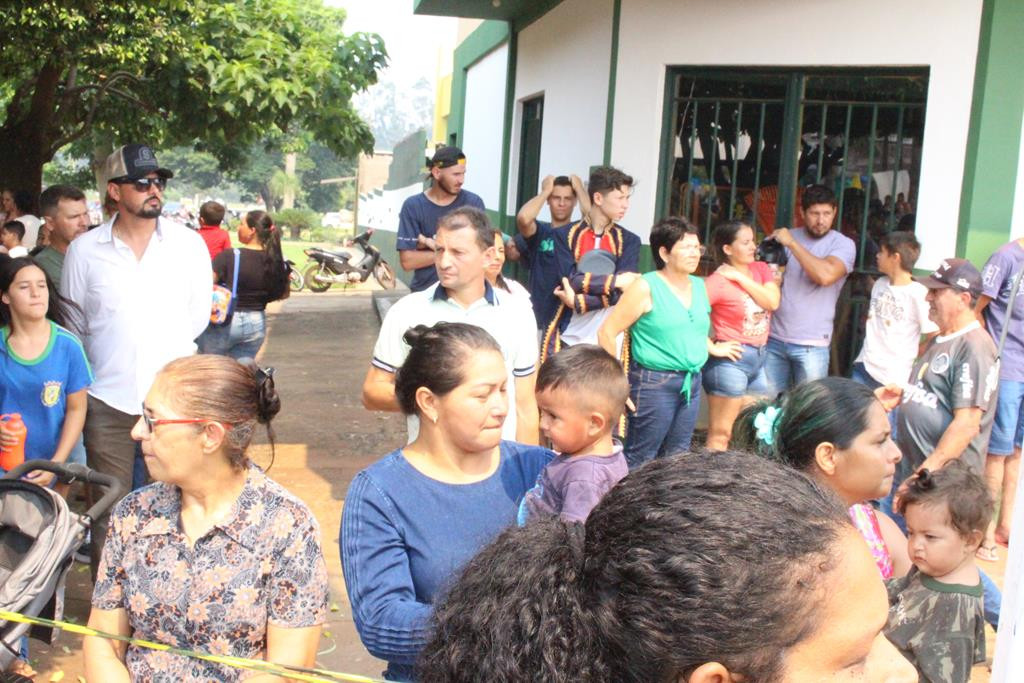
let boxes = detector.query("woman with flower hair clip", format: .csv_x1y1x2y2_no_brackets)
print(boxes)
733,377,910,579
733,376,1004,629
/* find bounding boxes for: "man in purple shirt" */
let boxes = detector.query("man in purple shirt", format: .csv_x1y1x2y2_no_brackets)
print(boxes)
764,184,856,395
975,238,1024,558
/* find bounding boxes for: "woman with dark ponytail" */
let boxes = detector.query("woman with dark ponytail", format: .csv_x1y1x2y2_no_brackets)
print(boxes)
199,210,289,360
419,451,917,682
85,354,328,681
341,322,552,681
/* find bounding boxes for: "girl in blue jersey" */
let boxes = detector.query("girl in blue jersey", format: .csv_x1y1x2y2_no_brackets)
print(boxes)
0,257,92,488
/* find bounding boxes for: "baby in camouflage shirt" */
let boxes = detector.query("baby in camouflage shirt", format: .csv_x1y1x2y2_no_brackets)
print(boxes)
884,461,993,683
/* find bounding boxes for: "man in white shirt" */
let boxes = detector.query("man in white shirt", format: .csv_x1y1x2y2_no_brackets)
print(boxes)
362,207,539,444
61,144,211,571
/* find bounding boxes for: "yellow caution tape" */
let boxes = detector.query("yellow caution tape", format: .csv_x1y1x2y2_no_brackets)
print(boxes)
0,610,384,683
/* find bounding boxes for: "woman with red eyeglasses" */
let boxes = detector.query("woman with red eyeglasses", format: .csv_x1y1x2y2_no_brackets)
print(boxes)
84,354,328,681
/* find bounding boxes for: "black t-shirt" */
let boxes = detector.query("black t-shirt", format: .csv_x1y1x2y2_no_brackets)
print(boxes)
213,247,287,311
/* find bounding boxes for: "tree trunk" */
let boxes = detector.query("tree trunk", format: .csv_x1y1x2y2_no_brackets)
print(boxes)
282,152,297,209
0,60,64,200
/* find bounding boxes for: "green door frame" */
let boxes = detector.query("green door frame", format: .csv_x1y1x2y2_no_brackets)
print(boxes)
956,0,1024,264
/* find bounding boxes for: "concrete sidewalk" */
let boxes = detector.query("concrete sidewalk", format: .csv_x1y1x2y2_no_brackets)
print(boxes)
31,290,404,681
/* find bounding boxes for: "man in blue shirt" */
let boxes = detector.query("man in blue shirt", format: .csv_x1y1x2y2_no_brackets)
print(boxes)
515,174,589,331
396,146,485,291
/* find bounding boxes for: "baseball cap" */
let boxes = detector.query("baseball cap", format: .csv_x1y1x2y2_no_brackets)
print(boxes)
427,146,466,170
915,258,982,297
102,144,174,185
576,249,617,275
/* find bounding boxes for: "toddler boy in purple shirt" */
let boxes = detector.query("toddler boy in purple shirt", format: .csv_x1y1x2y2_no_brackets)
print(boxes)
518,344,629,524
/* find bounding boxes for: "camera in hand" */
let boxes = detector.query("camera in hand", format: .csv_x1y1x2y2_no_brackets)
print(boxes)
756,238,789,267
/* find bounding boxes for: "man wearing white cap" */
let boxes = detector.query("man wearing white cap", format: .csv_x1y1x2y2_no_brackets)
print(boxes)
61,144,211,572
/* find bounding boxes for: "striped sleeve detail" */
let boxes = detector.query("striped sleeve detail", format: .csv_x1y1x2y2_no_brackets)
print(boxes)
513,364,536,377
371,357,398,373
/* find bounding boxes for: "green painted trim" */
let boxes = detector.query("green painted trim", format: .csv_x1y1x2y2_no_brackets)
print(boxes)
653,70,678,222
448,21,511,147
956,0,1024,264
2,321,58,365
497,29,519,232
776,73,806,230
602,0,621,165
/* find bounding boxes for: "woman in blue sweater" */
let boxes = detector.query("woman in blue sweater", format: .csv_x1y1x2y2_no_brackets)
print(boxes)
340,322,552,681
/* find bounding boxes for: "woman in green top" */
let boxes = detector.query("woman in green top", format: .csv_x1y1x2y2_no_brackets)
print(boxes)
598,218,741,467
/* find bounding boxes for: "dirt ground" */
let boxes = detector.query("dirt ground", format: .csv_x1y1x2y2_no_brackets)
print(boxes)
27,288,1008,681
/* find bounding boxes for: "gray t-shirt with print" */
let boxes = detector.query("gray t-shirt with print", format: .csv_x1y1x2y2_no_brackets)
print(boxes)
896,323,998,480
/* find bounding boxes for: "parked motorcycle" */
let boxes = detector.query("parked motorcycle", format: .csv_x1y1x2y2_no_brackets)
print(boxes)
301,229,396,292
287,260,305,292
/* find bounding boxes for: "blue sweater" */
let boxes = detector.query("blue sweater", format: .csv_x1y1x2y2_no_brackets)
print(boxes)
340,441,553,681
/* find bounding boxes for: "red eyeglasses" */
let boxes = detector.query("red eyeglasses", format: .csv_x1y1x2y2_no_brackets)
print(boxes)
140,403,208,433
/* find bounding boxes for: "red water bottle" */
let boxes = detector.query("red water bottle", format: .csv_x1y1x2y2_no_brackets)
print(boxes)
0,413,27,471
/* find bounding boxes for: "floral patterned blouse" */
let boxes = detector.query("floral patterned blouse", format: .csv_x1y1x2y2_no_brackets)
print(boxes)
92,465,329,681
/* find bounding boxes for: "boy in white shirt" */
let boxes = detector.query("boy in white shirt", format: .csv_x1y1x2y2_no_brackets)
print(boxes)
1,220,29,257
853,232,938,389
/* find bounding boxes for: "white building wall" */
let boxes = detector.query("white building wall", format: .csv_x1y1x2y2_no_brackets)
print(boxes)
609,0,984,268
462,43,508,210
508,0,614,224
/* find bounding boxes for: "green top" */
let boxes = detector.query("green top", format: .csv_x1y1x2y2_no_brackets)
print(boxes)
630,271,710,375
32,247,65,290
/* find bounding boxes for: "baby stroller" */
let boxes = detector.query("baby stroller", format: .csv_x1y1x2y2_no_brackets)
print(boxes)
0,459,122,672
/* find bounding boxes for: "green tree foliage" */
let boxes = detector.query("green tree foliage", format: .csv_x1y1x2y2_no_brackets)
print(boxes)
0,0,387,194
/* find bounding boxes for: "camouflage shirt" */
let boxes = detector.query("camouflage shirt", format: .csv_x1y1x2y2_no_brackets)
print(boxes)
885,567,985,683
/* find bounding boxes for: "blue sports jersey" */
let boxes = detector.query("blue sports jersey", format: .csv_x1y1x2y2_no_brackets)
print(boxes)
0,322,93,461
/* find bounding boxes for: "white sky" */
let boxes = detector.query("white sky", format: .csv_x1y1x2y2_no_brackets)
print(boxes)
325,0,459,90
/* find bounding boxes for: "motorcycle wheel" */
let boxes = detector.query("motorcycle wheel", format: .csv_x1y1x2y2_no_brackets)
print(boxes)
373,261,397,290
303,262,332,293
289,266,305,292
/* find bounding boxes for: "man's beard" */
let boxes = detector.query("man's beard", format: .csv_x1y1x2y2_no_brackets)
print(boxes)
130,201,162,219
437,178,460,196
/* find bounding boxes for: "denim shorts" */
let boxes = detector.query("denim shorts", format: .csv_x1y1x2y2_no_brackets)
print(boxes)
702,344,769,398
989,378,1024,455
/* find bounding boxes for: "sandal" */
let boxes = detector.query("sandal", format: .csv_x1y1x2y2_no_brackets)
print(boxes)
976,543,999,562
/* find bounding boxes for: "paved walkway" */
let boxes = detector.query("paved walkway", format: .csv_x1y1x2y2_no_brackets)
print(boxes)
27,288,1008,681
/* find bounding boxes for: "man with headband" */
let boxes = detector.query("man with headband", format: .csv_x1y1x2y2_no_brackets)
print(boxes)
396,146,485,291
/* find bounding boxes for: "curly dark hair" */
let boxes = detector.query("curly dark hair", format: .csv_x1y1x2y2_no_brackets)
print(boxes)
897,459,994,538
417,450,850,682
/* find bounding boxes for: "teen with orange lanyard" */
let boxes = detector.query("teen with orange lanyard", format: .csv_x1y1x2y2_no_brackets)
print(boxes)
542,166,641,356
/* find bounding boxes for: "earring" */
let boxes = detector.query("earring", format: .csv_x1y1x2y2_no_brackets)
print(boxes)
432,415,438,424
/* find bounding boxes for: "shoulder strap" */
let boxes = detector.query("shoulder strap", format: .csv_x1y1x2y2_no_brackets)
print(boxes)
996,265,1024,360
230,248,241,304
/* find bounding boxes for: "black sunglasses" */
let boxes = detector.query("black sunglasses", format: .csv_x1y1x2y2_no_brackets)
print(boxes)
116,177,167,192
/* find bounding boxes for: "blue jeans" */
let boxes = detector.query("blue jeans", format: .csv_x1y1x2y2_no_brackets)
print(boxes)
702,344,769,397
877,485,1002,628
764,337,830,397
198,310,266,361
625,364,702,469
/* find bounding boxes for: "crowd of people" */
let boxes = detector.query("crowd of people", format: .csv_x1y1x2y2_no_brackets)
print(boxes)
0,138,1022,682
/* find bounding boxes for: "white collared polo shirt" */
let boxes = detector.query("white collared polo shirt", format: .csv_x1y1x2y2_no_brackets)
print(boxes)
371,281,538,441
